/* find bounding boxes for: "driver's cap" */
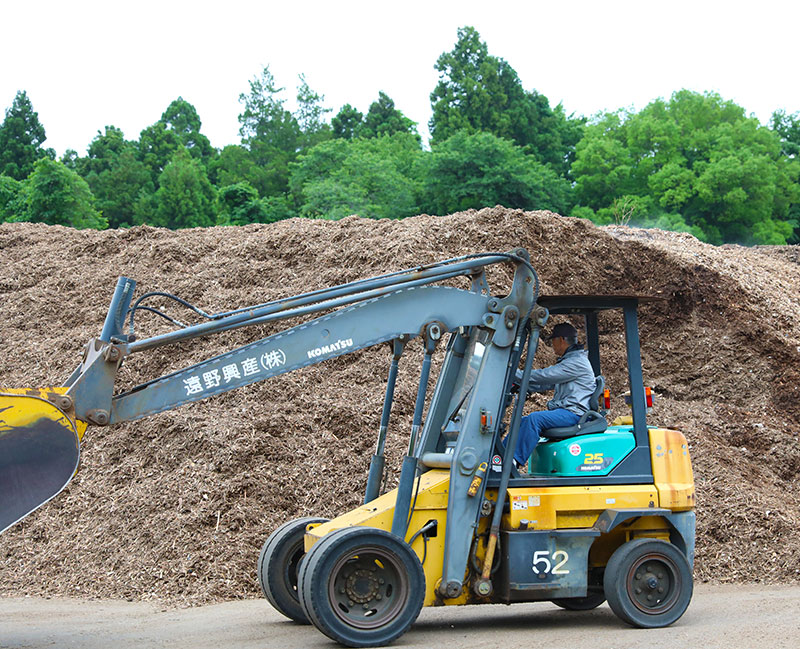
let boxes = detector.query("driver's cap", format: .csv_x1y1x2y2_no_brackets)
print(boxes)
545,322,578,342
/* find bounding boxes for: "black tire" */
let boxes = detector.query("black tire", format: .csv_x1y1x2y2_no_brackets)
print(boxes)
551,589,606,611
296,526,352,625
603,538,693,628
299,526,425,648
257,516,328,623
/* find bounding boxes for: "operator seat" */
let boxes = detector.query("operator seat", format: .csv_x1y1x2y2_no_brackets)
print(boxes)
541,375,608,440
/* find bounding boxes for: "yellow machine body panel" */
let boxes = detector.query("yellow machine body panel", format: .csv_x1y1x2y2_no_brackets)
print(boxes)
649,428,695,510
0,389,86,534
502,484,659,530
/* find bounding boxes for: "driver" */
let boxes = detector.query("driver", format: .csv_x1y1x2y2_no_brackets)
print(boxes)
513,322,596,471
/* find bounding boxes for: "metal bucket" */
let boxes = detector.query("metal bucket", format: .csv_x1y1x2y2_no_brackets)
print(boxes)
0,390,83,534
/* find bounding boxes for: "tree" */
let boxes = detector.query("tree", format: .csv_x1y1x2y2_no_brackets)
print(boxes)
296,75,332,151
238,66,301,152
429,27,582,174
138,98,215,183
770,110,800,158
217,182,267,225
8,158,106,228
208,144,265,194
61,149,79,170
0,174,21,222
290,133,422,220
331,104,363,140
91,149,153,228
75,126,153,228
360,92,420,143
572,90,798,244
160,97,215,162
0,91,55,180
138,120,181,182
149,149,216,228
216,181,295,226
420,130,572,215
238,66,302,195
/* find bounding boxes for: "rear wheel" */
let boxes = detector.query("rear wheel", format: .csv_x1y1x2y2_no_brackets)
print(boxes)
257,516,328,623
299,526,425,647
604,538,693,628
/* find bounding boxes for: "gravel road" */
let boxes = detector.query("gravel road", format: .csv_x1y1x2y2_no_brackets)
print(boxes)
2,584,799,649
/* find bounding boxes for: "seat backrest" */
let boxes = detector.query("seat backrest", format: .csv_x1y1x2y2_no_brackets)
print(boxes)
591,374,607,415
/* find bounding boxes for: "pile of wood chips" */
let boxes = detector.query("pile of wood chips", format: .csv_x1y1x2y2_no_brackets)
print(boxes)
1,207,798,604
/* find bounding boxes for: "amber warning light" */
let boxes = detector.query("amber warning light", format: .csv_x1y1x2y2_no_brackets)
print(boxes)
623,387,654,410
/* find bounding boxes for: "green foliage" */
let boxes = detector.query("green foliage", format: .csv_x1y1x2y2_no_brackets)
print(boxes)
260,194,295,223
0,174,21,222
237,66,304,195
61,149,79,170
8,159,106,228
161,97,215,161
216,183,296,226
149,149,216,228
296,75,332,151
76,127,153,228
238,66,301,151
290,133,422,220
94,149,153,228
138,120,181,182
429,27,583,174
330,93,420,144
217,182,262,225
572,90,798,245
137,98,215,185
770,110,800,158
420,130,572,215
0,91,55,180
332,104,363,140
361,92,420,143
206,144,266,197
1,59,795,245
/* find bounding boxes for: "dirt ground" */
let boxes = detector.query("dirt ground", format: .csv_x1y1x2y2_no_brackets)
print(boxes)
1,208,799,604
2,584,799,649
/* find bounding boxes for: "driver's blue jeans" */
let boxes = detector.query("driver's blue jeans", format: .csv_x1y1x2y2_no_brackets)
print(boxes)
514,408,580,466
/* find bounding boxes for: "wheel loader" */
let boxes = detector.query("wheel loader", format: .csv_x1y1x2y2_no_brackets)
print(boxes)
0,250,695,647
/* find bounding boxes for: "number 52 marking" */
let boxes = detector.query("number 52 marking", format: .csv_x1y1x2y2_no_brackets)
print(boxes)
532,550,570,574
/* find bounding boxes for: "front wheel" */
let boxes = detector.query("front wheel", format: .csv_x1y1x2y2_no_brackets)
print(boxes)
257,516,328,623
604,538,693,628
298,526,425,648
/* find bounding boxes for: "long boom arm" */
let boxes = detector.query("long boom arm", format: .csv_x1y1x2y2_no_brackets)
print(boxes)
111,285,488,424
63,252,534,427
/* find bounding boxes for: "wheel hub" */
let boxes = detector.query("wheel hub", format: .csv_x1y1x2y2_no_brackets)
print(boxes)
345,569,380,603
629,556,678,613
328,545,409,630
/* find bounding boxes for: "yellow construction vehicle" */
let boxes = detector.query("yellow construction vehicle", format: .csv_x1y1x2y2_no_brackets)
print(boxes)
0,251,695,647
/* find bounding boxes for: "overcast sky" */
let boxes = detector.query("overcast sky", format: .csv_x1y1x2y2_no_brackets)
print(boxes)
2,0,798,157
